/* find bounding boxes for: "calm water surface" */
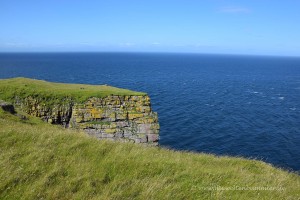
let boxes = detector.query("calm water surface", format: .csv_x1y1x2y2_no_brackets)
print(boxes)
0,53,299,171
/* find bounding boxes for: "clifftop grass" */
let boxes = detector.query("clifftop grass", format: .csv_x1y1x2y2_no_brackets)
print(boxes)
0,109,299,199
0,77,146,103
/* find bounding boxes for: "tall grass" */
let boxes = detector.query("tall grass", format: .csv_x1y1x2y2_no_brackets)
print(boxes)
0,109,299,199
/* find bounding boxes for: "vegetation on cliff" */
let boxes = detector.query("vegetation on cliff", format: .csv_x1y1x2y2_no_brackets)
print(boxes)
0,108,299,199
0,78,159,144
0,77,146,104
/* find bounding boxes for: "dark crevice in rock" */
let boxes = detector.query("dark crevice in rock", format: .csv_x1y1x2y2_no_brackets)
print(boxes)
0,100,16,114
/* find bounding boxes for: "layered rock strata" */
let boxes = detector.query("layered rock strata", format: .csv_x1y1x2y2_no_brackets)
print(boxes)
14,95,159,145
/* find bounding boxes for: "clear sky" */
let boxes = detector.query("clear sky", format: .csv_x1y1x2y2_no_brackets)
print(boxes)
0,0,300,56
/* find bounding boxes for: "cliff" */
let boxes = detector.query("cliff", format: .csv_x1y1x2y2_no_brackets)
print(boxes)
0,77,159,144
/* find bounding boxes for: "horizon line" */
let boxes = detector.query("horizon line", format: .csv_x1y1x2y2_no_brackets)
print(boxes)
0,51,299,58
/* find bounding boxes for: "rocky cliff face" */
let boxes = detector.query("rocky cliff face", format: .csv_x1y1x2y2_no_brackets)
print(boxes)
14,95,159,145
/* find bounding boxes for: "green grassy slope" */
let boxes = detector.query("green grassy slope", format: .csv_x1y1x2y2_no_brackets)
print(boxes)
0,77,146,103
0,109,299,199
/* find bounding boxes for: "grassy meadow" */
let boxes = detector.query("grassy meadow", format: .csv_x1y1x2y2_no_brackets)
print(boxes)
0,77,146,104
0,108,299,199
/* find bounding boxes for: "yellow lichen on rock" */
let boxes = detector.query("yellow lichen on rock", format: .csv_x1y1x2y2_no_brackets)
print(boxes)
128,113,144,120
90,108,102,119
105,128,116,134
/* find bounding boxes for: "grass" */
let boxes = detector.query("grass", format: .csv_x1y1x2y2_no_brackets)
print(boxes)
0,77,146,104
0,109,299,199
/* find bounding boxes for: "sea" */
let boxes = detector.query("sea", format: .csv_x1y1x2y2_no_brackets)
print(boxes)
0,52,299,172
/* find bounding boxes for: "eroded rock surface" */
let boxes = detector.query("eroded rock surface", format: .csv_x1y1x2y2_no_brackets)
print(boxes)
13,95,159,145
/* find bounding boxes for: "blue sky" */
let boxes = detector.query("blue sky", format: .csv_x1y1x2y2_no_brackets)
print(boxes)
0,0,300,56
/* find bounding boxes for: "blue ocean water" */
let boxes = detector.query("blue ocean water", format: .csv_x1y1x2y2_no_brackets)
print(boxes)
0,52,299,171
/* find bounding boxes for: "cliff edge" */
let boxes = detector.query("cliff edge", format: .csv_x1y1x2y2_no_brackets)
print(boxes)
0,77,159,144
